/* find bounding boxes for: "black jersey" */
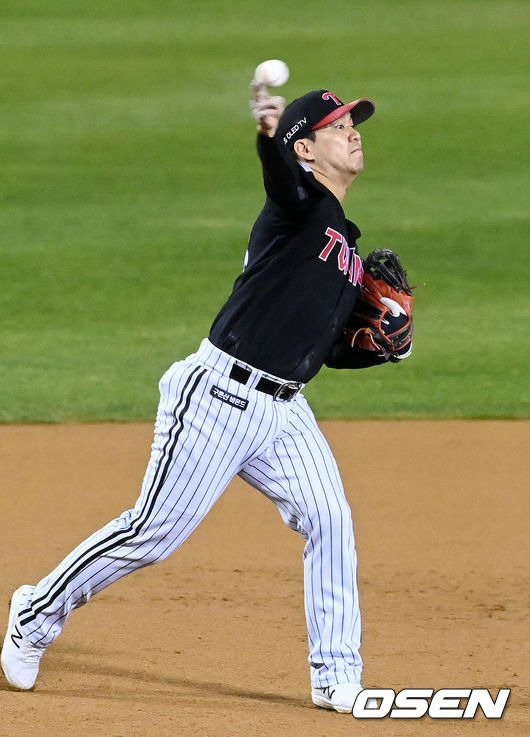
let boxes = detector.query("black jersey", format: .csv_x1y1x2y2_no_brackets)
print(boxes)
209,134,385,383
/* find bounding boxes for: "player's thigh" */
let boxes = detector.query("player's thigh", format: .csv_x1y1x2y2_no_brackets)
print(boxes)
240,397,351,534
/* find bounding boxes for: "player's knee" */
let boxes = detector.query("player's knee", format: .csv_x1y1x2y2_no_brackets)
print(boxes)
313,496,352,535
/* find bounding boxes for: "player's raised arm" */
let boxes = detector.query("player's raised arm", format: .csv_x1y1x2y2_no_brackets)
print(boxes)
249,61,307,209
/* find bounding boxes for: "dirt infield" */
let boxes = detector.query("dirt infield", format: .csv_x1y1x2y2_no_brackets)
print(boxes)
1,421,528,736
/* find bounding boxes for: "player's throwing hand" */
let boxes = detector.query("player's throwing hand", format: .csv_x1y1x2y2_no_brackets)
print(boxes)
250,59,288,137
249,82,285,138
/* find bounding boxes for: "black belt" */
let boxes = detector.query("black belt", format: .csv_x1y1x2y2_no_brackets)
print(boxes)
229,363,302,401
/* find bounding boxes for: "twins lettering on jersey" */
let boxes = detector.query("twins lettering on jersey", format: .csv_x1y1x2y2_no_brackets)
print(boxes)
319,226,363,286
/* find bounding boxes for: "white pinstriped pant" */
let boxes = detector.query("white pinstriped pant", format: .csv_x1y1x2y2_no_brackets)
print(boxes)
19,339,363,688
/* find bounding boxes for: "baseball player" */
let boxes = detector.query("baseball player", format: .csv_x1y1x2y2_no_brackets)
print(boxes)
2,81,413,712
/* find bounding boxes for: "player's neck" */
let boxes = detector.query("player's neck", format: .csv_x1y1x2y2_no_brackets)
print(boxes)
311,170,357,204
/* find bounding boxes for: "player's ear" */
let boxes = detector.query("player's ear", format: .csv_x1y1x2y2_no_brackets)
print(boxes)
293,138,315,163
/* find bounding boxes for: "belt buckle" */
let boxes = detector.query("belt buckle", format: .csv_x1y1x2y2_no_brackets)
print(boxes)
273,381,301,402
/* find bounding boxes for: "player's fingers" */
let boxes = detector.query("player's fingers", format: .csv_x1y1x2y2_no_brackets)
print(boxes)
250,96,285,119
261,94,285,109
250,81,268,101
252,104,283,118
250,99,278,115
251,108,283,126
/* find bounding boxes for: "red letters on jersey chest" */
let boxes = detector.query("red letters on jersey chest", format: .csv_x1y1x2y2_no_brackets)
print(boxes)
318,227,364,286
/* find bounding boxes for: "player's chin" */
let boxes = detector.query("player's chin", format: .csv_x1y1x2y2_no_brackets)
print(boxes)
349,152,364,174
349,159,364,176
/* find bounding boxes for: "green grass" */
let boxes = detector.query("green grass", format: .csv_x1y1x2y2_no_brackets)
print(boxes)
1,0,529,421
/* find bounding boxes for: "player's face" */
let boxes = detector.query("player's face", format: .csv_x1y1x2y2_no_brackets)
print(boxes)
311,112,364,178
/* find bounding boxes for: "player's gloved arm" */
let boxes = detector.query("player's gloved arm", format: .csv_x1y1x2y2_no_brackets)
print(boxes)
324,335,390,369
344,248,414,363
326,249,414,368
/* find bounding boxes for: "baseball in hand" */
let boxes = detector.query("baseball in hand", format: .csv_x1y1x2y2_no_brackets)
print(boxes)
253,59,290,88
